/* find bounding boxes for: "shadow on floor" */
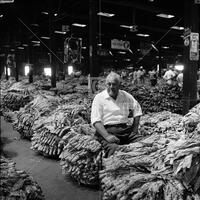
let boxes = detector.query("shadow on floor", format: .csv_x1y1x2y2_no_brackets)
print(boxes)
3,150,18,158
64,174,100,191
1,136,13,145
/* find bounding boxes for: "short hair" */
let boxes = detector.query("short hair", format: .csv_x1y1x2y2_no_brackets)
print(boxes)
106,72,121,84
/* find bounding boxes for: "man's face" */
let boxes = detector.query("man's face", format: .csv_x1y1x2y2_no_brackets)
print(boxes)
106,78,120,99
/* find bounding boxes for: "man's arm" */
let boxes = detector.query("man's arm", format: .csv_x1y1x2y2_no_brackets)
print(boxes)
94,122,120,144
132,116,140,134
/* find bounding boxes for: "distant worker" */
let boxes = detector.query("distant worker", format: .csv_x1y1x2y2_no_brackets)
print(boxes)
176,71,183,88
139,66,146,84
149,68,157,86
163,65,176,85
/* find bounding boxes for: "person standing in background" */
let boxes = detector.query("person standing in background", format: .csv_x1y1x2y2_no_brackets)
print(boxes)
176,71,183,88
136,68,142,85
163,65,176,85
149,68,157,86
139,66,146,85
132,69,137,85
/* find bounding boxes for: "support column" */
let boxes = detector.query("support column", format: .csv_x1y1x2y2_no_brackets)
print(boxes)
182,0,199,114
49,0,56,87
89,0,98,76
15,50,19,82
27,42,33,83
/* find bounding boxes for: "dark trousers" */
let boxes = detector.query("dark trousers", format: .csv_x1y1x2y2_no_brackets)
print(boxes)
95,124,141,158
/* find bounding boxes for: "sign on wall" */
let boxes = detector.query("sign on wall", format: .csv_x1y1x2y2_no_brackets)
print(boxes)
111,39,130,50
190,32,199,61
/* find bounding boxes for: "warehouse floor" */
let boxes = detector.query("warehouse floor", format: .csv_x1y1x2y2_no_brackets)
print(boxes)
0,117,102,200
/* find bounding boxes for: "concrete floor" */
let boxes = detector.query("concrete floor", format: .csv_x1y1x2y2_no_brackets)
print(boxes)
0,117,102,200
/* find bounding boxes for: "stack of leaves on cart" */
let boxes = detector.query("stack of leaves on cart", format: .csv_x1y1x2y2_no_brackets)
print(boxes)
0,156,45,200
31,104,90,158
13,94,60,140
100,106,200,200
123,82,182,114
139,111,183,137
60,124,102,186
181,103,200,140
0,79,16,115
1,81,39,117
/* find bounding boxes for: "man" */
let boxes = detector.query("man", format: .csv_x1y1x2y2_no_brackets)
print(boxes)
149,68,157,86
91,72,142,157
163,65,176,85
139,66,145,84
176,71,183,88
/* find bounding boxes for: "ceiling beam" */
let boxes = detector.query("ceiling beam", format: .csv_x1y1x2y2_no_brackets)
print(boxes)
102,0,168,14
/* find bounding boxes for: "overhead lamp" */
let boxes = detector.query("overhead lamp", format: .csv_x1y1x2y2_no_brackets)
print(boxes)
41,36,50,40
33,43,40,47
41,11,48,15
82,46,86,49
72,23,86,27
17,46,24,49
120,25,133,29
10,49,15,51
156,14,174,19
171,26,184,30
162,46,169,49
31,23,39,27
31,40,40,44
136,33,150,37
22,44,28,47
97,12,115,17
54,13,58,16
54,30,66,34
118,51,126,54
0,0,14,3
124,58,131,61
0,15,3,18
98,43,102,46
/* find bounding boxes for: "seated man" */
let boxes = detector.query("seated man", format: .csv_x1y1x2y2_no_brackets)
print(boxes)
91,72,142,157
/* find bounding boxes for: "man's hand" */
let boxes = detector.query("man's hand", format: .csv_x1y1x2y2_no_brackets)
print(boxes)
105,134,120,144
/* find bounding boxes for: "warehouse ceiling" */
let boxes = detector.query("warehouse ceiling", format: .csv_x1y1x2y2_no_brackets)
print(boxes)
0,0,199,68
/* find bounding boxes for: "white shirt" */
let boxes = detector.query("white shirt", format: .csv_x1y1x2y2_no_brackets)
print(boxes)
163,69,176,85
176,73,183,87
91,89,142,126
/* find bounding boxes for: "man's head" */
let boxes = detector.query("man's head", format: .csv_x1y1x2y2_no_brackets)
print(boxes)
106,72,121,99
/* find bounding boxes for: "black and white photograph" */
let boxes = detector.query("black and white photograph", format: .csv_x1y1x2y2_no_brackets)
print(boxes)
0,0,200,199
